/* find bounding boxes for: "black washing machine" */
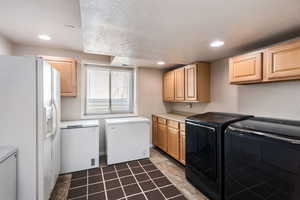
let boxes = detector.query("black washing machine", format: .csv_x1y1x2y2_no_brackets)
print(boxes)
185,112,252,200
224,117,300,200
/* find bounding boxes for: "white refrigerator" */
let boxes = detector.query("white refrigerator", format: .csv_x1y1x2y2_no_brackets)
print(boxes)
0,55,61,200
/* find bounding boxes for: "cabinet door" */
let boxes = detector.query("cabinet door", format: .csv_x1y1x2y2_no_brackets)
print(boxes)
174,68,185,101
152,116,158,146
185,64,197,101
167,127,179,160
265,40,300,80
229,52,262,84
180,133,186,165
43,56,77,96
163,71,175,101
157,124,168,152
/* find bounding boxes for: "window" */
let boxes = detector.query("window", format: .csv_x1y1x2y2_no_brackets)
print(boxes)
84,64,134,115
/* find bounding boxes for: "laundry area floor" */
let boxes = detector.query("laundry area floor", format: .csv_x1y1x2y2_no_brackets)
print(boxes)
51,148,208,200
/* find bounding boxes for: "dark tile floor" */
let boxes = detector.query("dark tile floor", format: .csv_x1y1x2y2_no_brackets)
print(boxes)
67,158,187,200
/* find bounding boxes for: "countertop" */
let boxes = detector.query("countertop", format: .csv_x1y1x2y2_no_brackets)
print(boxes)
154,112,195,123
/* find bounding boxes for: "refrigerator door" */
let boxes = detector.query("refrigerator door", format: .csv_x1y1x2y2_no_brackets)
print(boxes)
42,61,54,200
52,68,61,183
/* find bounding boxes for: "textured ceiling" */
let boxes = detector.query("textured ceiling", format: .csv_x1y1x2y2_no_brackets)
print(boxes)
80,0,300,66
0,0,82,51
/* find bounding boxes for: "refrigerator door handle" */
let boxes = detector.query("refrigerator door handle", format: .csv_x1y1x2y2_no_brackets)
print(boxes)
52,102,58,138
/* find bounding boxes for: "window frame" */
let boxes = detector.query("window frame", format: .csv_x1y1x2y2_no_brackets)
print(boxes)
81,61,137,119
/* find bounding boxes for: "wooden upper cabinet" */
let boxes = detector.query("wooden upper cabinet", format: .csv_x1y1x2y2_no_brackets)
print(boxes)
163,71,175,101
163,63,210,102
229,51,263,84
185,63,210,102
265,40,300,81
184,64,197,101
42,56,77,96
174,67,185,101
229,39,300,84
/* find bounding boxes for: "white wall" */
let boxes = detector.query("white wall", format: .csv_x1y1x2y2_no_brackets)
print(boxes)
169,58,300,120
0,33,12,55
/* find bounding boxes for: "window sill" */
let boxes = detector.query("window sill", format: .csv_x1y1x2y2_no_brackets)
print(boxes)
81,113,138,120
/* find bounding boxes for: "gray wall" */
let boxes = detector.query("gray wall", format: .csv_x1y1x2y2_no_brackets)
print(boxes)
169,59,300,120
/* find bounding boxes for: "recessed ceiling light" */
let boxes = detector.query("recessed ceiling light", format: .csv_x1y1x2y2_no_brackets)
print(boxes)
157,61,165,65
210,40,224,47
38,35,51,41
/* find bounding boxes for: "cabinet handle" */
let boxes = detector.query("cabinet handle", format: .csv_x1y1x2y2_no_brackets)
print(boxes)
227,126,300,145
186,122,216,131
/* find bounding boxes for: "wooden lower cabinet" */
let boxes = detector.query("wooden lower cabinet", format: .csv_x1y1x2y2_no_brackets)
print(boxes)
179,133,186,165
167,127,180,160
152,116,158,146
157,123,168,152
152,115,185,165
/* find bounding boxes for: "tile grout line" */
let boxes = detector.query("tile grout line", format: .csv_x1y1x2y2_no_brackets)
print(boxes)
140,161,175,200
127,161,150,200
100,167,109,200
113,164,128,200
148,162,188,200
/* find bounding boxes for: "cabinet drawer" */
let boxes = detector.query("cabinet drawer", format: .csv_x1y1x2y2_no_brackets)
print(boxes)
167,120,179,129
158,117,167,125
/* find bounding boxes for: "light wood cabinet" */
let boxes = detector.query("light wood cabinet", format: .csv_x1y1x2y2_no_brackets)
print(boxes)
167,120,179,129
157,123,168,152
265,40,300,81
179,134,186,165
163,71,175,101
185,63,210,102
152,115,185,165
229,39,300,84
174,68,185,101
229,51,263,84
167,127,180,160
179,123,186,164
152,116,158,146
163,63,210,103
42,56,77,96
184,64,197,101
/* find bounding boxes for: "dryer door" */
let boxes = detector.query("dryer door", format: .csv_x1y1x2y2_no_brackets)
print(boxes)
186,121,217,181
225,127,300,200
